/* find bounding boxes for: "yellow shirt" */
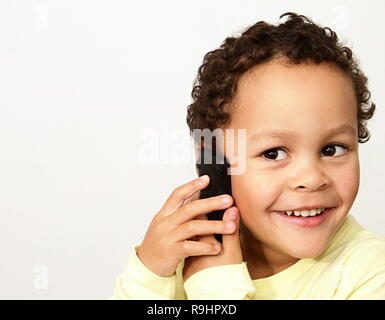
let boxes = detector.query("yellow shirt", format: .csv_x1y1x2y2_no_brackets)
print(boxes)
111,214,385,299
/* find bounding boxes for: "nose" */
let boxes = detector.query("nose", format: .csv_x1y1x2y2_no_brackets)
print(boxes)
290,159,330,192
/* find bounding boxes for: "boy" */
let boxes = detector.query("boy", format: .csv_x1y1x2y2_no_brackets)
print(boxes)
111,12,385,299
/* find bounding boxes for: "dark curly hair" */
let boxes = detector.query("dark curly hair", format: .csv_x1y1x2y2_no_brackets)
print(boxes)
186,12,376,146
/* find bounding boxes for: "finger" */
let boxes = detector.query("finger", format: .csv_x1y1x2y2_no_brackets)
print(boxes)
182,190,200,206
169,194,233,226
198,234,217,244
193,213,220,244
188,211,211,243
221,206,241,250
160,175,210,217
195,212,208,221
176,239,220,259
172,219,236,242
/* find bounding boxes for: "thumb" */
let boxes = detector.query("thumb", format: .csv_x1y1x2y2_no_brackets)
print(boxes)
221,206,241,252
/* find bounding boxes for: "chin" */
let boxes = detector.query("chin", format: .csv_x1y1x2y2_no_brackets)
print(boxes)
284,242,329,259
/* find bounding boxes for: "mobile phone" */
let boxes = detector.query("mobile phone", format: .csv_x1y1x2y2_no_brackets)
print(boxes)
195,142,232,243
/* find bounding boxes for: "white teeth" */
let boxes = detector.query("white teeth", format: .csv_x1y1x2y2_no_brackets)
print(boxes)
283,208,326,217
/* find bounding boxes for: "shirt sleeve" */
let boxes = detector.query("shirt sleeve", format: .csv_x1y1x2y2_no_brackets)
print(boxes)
110,245,177,300
346,264,385,300
183,262,256,300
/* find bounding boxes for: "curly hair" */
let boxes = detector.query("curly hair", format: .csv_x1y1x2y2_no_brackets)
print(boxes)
186,12,376,146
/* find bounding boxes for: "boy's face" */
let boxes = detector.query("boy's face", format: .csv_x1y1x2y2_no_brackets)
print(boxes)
224,58,359,259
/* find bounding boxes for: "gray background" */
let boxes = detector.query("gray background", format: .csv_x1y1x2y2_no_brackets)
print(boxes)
0,0,384,299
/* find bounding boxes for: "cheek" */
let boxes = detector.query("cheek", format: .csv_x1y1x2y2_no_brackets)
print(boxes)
335,159,360,204
231,172,278,245
231,169,276,214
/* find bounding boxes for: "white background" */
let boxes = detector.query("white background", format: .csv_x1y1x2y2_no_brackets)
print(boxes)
0,0,384,299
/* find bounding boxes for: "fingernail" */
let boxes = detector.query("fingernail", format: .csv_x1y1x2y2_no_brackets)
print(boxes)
197,175,209,184
221,195,232,204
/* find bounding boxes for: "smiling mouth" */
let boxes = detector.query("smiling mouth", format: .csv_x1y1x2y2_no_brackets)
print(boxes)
275,207,332,218
272,207,336,227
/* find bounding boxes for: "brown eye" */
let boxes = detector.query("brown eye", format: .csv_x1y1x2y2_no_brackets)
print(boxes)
261,148,287,161
259,144,349,162
322,144,348,157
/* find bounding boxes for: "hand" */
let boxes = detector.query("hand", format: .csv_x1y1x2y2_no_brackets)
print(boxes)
182,204,243,282
136,175,236,277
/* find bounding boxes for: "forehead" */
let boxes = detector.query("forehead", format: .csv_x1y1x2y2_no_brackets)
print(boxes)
230,59,357,128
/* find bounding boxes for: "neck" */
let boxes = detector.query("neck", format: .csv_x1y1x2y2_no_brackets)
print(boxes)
240,222,300,280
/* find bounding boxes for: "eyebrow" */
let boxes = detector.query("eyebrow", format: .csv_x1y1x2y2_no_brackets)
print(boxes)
249,124,357,142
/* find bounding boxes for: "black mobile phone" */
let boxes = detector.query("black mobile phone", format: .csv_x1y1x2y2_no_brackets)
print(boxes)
195,143,232,243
